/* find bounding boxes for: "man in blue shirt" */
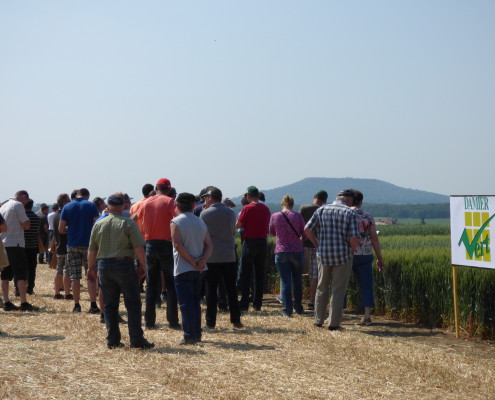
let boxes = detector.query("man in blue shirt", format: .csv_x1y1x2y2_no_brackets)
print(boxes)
59,188,100,314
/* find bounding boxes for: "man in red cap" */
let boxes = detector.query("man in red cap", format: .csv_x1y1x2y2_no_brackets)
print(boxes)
135,178,179,329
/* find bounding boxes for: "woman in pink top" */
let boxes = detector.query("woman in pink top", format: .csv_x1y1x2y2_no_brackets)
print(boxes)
269,194,306,317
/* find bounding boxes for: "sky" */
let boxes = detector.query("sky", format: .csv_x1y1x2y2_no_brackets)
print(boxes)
1,1,494,204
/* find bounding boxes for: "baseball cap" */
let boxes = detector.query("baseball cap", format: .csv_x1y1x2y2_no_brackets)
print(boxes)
107,194,124,206
246,186,259,197
156,178,171,188
201,187,222,200
338,189,355,198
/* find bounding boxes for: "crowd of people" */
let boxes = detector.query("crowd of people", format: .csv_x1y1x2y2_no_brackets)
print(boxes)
0,179,384,348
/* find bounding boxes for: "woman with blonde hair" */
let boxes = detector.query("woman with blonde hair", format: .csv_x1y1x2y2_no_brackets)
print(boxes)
269,194,306,316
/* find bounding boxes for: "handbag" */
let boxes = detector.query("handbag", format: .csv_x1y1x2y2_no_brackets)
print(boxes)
281,212,309,275
281,212,303,241
48,236,57,269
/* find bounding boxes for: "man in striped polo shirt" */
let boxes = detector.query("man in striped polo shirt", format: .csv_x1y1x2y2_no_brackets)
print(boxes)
22,200,41,296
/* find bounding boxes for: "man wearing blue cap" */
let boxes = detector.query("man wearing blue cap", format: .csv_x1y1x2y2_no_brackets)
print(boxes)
88,194,154,349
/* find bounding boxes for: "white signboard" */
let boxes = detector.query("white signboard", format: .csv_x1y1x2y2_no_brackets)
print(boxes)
450,195,495,269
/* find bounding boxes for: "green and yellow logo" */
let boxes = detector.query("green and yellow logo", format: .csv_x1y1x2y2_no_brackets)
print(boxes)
458,197,493,262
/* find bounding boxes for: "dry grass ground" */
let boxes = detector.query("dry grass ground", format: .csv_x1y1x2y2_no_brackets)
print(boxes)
1,265,494,400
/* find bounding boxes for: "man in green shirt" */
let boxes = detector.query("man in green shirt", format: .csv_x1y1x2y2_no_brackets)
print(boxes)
88,194,154,350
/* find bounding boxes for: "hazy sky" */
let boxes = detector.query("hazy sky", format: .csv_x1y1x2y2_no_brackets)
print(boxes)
1,1,494,204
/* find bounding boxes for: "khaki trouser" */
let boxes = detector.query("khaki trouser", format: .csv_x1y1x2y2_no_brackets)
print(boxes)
315,258,353,328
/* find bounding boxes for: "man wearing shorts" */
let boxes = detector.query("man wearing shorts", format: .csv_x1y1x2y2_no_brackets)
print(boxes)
53,193,72,300
59,188,100,314
0,190,38,311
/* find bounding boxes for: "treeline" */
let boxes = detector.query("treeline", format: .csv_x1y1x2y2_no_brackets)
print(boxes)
261,202,450,219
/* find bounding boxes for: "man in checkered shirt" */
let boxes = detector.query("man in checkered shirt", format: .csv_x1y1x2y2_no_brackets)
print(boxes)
304,189,359,330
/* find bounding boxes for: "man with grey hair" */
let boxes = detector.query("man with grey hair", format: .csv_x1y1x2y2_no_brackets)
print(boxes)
304,189,358,330
0,190,38,311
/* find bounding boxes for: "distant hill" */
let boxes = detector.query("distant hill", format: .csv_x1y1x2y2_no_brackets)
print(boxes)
233,177,449,205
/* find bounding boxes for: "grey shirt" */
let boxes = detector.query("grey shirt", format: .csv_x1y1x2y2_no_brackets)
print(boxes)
0,199,29,247
200,203,236,263
172,212,208,276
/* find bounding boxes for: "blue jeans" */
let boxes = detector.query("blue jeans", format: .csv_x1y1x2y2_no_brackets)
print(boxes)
145,240,178,327
239,238,267,310
98,258,144,346
352,254,374,308
275,252,304,316
174,271,203,342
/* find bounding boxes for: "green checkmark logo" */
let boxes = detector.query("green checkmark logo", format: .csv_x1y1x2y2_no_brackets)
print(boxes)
458,213,495,259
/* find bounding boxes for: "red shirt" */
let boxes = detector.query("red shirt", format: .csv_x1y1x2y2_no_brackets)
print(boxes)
137,195,177,241
238,202,271,239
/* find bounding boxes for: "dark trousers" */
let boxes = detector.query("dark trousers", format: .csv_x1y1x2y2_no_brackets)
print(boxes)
98,258,144,346
25,248,38,291
239,238,267,310
145,240,178,327
217,274,227,308
205,262,241,327
175,271,203,342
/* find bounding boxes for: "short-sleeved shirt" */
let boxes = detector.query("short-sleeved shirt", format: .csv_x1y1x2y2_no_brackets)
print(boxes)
353,208,376,255
269,211,305,254
0,198,29,247
24,211,41,249
237,202,271,239
200,203,236,263
130,198,146,236
53,211,68,255
171,212,208,276
299,204,320,248
37,212,48,241
137,195,177,241
89,213,145,259
47,212,56,230
305,201,359,266
60,198,99,247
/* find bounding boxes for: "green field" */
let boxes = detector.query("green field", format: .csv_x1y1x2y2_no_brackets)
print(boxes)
374,217,450,226
255,223,495,340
